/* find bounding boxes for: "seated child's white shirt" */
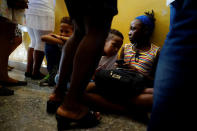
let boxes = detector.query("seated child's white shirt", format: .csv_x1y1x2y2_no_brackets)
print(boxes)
97,55,117,71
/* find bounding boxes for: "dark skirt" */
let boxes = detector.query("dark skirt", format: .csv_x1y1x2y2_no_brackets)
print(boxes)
64,0,118,18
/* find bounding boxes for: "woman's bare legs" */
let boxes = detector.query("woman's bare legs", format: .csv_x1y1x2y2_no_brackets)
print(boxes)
84,92,127,113
9,35,22,54
129,88,153,108
84,87,153,114
56,15,113,120
0,21,21,83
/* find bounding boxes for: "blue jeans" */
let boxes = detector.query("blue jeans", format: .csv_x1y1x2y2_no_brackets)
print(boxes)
45,43,61,73
148,1,197,131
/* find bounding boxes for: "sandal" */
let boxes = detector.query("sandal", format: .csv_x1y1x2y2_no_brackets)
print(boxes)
0,86,14,96
25,72,32,77
8,65,14,71
0,80,27,86
31,73,45,80
56,110,101,130
46,100,62,114
47,86,68,114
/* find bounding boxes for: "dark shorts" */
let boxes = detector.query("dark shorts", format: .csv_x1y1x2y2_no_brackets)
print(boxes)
64,0,118,18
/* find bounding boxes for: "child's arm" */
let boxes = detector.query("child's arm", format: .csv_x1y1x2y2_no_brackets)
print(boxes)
41,34,65,46
59,36,70,42
49,34,70,43
50,34,69,41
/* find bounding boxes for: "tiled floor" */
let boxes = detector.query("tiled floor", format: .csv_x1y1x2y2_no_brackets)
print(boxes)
0,69,147,131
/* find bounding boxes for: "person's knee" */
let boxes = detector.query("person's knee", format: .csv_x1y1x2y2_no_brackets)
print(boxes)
143,88,154,94
131,94,153,106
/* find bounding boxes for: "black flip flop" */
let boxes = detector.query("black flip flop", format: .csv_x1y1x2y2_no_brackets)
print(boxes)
0,80,27,87
56,110,101,130
46,100,62,114
0,87,14,96
25,72,32,77
46,89,67,114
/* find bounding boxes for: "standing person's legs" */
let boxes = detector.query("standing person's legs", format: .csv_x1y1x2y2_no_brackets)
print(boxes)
0,24,25,94
31,29,51,79
48,18,85,102
25,27,36,77
56,15,113,120
0,21,15,81
46,18,85,114
148,1,197,130
0,20,27,86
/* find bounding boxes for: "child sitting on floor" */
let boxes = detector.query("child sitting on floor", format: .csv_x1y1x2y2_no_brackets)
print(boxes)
39,17,73,86
86,29,124,90
97,29,124,71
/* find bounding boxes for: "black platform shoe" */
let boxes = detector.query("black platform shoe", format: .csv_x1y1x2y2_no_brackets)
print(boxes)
56,110,101,131
46,100,62,114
